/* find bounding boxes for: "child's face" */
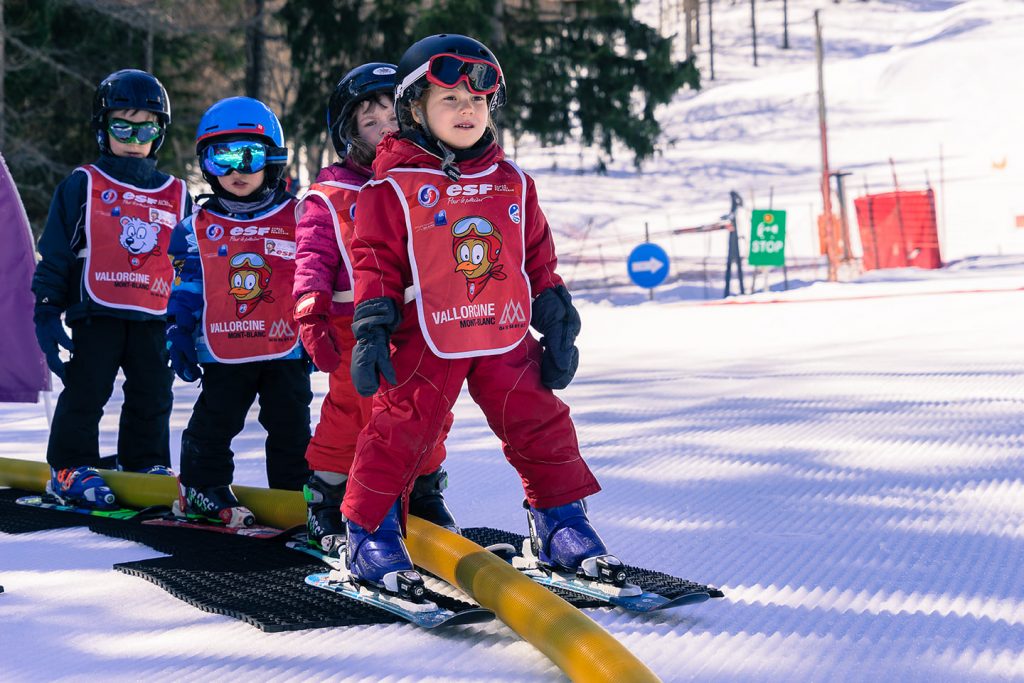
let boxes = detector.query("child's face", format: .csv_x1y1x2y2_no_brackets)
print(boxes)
107,109,159,158
217,168,266,198
417,83,489,150
355,96,397,147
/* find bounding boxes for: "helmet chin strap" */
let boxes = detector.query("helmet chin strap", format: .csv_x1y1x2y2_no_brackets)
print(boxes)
411,103,462,181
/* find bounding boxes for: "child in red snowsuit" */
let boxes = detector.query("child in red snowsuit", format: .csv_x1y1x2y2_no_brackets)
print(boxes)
292,63,456,553
341,34,616,595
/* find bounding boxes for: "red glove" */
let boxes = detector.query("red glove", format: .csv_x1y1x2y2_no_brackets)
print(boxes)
294,291,342,372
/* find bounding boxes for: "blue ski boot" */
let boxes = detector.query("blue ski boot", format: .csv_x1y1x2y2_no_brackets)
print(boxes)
409,467,459,533
47,466,117,509
304,474,347,554
175,480,255,528
345,501,426,602
526,499,627,587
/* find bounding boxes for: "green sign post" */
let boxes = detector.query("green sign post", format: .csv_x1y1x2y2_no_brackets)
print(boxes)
748,209,787,267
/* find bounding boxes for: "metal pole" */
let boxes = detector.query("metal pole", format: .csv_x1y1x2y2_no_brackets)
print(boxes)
832,170,853,262
751,0,758,67
708,0,715,80
888,157,910,265
782,0,790,49
814,10,838,282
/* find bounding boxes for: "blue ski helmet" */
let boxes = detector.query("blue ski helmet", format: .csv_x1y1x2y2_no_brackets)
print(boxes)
195,97,289,197
327,62,398,159
92,69,171,157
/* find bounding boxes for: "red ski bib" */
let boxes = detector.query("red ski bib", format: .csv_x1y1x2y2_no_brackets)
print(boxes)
79,165,187,314
375,162,532,359
193,201,300,363
297,181,360,303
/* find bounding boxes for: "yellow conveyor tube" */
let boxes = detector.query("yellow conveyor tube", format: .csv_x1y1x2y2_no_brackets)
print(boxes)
0,456,660,682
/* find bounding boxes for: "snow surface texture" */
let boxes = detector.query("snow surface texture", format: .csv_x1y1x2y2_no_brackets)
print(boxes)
4,267,1023,682
4,1,1024,680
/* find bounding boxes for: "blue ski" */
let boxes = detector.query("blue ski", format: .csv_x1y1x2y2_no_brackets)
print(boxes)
305,571,493,629
511,541,713,612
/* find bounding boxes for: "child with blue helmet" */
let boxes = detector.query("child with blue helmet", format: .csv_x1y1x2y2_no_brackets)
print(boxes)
32,69,190,509
166,96,311,526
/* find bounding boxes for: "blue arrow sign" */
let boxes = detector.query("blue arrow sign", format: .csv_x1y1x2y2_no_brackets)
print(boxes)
627,243,670,289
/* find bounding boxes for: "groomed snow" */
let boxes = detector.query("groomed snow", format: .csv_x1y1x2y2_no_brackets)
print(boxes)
3,1,1024,680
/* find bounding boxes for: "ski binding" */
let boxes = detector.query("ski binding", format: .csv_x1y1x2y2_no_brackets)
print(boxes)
305,568,493,629
511,539,711,612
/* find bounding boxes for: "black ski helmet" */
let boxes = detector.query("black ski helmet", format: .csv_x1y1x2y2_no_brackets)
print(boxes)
91,69,171,156
327,62,398,159
394,34,507,132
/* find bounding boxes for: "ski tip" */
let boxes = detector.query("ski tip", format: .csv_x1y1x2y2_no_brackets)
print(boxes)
435,608,495,627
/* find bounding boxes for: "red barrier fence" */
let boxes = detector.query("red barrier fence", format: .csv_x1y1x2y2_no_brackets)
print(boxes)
854,190,942,271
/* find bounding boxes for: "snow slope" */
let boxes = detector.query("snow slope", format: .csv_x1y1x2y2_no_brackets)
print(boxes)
3,2,1024,681
525,0,1024,279
3,257,1023,682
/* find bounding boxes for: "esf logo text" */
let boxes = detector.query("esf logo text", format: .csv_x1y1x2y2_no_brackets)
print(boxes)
230,226,279,237
447,184,493,197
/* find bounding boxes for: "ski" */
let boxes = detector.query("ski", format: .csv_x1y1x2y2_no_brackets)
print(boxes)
142,515,295,539
15,494,166,521
305,569,493,629
287,536,344,569
510,538,720,613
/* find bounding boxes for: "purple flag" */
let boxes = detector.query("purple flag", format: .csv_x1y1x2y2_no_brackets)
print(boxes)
0,153,50,402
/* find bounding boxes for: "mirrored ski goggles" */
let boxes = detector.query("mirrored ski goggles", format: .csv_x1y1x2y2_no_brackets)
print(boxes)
200,140,286,177
230,252,267,268
452,217,495,237
107,118,163,144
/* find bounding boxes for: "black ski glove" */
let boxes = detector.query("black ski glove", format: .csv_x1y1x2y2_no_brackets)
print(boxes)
351,297,401,397
34,305,73,381
531,285,581,390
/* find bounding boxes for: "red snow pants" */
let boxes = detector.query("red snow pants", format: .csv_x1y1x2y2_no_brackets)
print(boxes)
341,318,601,532
305,315,449,476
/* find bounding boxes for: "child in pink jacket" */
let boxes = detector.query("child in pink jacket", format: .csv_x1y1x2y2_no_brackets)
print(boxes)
292,63,455,554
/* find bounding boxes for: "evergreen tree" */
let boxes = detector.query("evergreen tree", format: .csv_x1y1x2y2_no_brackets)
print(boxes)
3,0,247,236
279,0,414,169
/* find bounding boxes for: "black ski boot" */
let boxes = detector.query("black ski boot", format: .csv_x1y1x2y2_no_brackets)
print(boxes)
409,467,459,533
175,479,255,528
304,474,347,554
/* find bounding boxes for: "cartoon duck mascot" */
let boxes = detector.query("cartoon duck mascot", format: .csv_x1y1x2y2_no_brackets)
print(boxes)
452,217,506,302
228,252,274,318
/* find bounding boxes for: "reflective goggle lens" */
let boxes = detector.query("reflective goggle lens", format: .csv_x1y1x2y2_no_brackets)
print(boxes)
427,54,501,95
201,141,268,177
452,217,494,237
107,118,163,144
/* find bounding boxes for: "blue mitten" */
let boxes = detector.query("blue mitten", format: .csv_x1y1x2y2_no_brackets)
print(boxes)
531,285,581,390
350,297,400,397
166,317,202,383
34,306,73,381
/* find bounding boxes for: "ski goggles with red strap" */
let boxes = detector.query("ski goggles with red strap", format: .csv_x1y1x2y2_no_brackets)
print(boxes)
200,140,287,177
399,54,503,99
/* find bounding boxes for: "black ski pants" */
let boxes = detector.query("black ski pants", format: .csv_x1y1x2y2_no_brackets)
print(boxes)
179,359,312,491
47,316,173,471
